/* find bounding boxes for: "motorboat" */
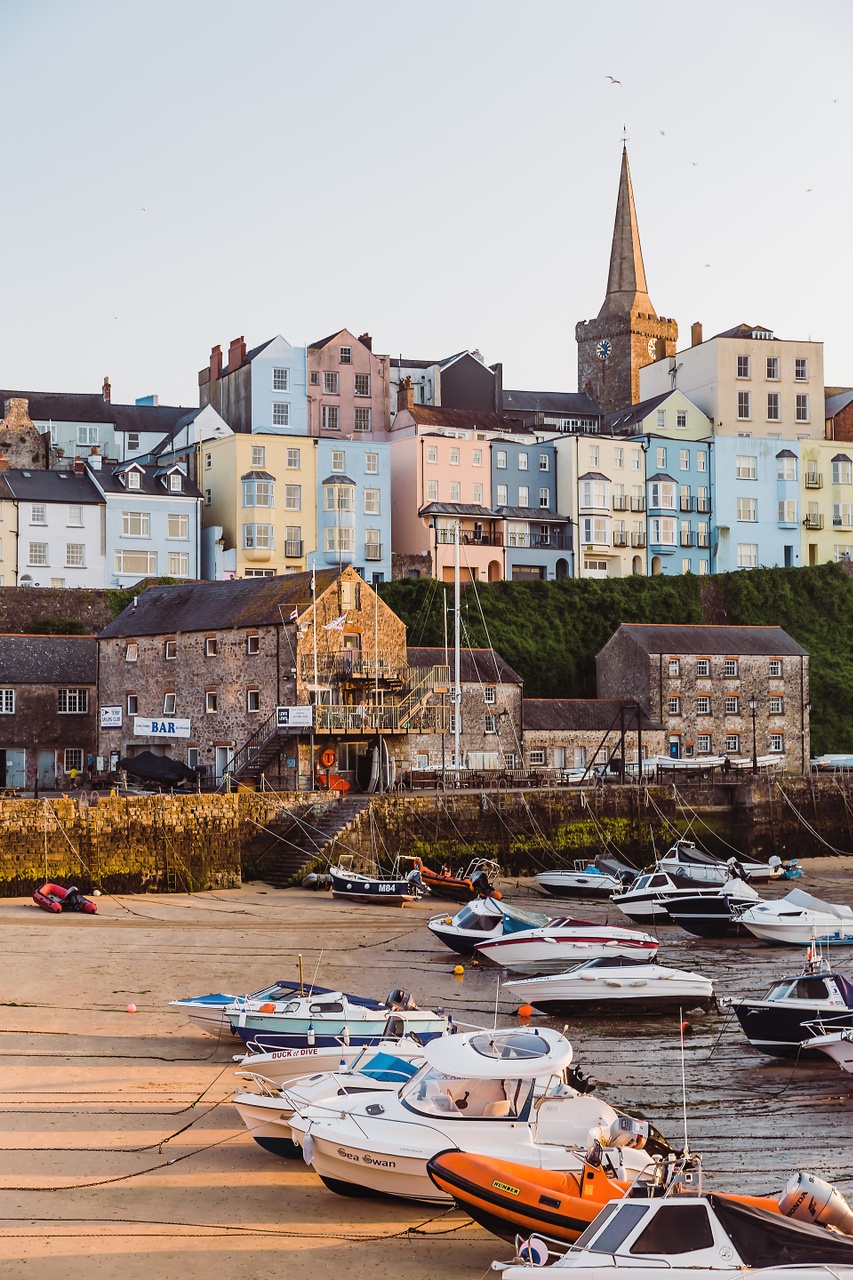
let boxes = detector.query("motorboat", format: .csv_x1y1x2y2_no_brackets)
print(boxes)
659,839,783,884
735,888,853,945
535,856,636,899
233,1040,427,1157
474,917,658,974
611,869,757,925
495,1161,853,1279
289,1026,661,1202
328,855,423,906
503,957,713,1016
428,897,552,957
802,1025,853,1073
170,978,323,1038
232,1022,441,1088
720,952,853,1058
226,986,451,1053
411,856,501,902
659,888,761,939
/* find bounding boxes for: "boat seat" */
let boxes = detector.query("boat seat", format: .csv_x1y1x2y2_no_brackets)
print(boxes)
431,1094,459,1113
455,1080,508,1116
483,1100,511,1117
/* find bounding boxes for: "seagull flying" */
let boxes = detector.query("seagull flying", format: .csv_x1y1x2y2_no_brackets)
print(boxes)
605,76,622,85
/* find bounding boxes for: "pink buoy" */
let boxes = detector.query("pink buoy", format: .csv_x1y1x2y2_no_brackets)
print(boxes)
126,1003,137,1014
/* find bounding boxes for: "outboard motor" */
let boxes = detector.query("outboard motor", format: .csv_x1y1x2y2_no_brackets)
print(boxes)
386,988,416,1012
566,1065,596,1095
470,869,493,898
779,1172,853,1235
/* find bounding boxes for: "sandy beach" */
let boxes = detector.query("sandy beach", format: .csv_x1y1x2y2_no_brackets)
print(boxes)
3,863,853,1278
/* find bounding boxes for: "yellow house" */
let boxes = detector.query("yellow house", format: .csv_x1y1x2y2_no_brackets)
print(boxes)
201,434,318,578
0,492,18,586
799,439,853,567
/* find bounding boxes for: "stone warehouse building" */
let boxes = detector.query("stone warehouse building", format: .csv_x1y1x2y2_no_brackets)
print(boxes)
0,635,97,789
596,623,810,771
405,646,524,772
522,699,665,773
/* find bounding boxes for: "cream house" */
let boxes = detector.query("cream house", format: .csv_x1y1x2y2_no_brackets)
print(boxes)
553,433,647,578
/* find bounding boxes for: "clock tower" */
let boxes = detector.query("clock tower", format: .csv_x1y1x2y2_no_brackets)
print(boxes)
576,146,678,414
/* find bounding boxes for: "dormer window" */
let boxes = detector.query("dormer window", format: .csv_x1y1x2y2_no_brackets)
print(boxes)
127,471,141,490
169,473,182,492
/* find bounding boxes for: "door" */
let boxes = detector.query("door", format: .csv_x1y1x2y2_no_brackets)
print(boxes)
215,746,231,783
38,751,55,789
5,749,26,788
668,737,681,759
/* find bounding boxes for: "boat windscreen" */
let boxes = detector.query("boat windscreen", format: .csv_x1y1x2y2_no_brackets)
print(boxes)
359,1052,419,1083
579,1203,650,1253
501,903,551,928
468,1030,552,1061
709,1194,853,1266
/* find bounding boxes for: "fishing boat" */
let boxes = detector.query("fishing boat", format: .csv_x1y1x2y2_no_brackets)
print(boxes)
611,869,757,925
170,978,325,1038
411,856,501,902
535,856,636,899
226,985,450,1053
473,917,659,974
289,1026,660,1202
503,957,713,1016
658,839,783,885
735,888,853,945
720,951,853,1058
328,854,423,906
428,897,552,957
494,1160,853,1278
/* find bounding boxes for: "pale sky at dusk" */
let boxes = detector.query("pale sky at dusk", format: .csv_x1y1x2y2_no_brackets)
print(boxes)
2,0,850,407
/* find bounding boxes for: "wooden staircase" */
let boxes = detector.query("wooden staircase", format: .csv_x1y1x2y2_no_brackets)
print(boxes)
242,795,373,888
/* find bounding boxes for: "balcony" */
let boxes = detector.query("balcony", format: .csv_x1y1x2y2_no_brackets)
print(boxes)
680,531,697,547
365,542,383,560
314,702,450,734
506,533,571,550
631,532,646,547
804,514,824,529
284,539,303,557
805,472,823,489
612,532,628,547
612,496,629,511
679,496,696,512
697,534,710,548
630,497,646,512
435,530,502,546
696,499,711,513
301,657,448,689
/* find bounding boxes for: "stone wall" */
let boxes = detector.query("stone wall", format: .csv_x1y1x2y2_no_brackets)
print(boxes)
0,587,115,634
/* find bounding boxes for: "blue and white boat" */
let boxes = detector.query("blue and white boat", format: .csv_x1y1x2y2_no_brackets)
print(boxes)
226,985,451,1052
170,979,315,1038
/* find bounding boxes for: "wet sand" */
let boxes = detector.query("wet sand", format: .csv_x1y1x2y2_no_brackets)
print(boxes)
2,859,853,1277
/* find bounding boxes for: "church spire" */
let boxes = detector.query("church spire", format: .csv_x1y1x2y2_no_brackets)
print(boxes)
598,145,654,319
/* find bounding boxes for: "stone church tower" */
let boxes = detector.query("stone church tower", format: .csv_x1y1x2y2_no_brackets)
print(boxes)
576,147,678,414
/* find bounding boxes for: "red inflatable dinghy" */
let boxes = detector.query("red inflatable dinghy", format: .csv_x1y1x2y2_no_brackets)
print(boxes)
33,883,97,914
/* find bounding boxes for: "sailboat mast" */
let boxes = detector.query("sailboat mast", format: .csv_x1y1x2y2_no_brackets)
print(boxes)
454,521,461,770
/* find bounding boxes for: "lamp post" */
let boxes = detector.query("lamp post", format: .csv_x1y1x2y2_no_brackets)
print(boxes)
748,694,758,775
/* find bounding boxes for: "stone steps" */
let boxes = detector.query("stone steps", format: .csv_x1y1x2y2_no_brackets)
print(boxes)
244,795,373,887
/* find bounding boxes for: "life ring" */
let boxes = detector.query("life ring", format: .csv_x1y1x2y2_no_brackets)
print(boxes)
319,748,337,769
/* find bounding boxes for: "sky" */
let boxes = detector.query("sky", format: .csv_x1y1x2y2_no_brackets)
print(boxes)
1,0,851,407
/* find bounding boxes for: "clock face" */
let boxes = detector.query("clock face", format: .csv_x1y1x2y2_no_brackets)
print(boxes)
596,338,612,361
647,338,658,358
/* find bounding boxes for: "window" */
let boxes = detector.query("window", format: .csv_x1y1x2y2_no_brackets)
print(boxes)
205,691,217,713
247,635,260,655
518,452,528,471
339,345,352,364
361,452,378,476
657,410,666,430
696,659,710,677
272,402,290,427
648,516,676,545
770,733,785,752
64,748,83,773
125,643,138,662
284,525,302,556
243,479,273,507
767,393,780,421
614,447,624,469
449,481,461,502
539,453,549,471
127,433,140,451
68,506,83,526
322,405,340,431
737,390,751,419
724,659,739,677
680,449,690,471
769,659,782,677
426,479,438,501
770,696,784,714
324,483,353,512
472,449,482,467
834,459,853,486
425,445,439,466
725,695,740,714
589,445,599,466
127,470,141,490
496,484,508,505
354,373,370,397
449,447,460,465
668,659,681,676
323,372,339,394
204,490,211,506
834,502,853,528
836,545,853,562
310,371,319,386
529,749,545,766
163,692,177,715
496,450,507,469
168,472,183,493
676,411,687,429
280,447,298,471
28,542,48,566
631,450,642,470
0,689,14,714
247,445,266,470
324,525,355,553
273,367,289,391
484,686,496,704
165,640,177,660
656,447,666,468
737,497,757,522
795,357,808,381
66,544,85,567
518,485,529,507
796,393,809,422
354,407,372,432
472,483,483,503
122,511,150,537
697,696,711,714
699,559,708,574
31,504,46,525
696,485,709,511
247,689,260,713
539,487,550,508
737,355,751,379
77,426,99,445
168,553,189,576
778,500,798,523
126,693,138,714
668,696,681,715
164,513,189,542
331,450,345,472
696,451,707,472
630,1205,715,1256
697,734,711,753
285,484,301,510
581,478,608,508
649,481,675,509
58,689,88,714
777,455,797,481
204,453,212,470
484,714,497,734
725,734,740,752
581,516,609,543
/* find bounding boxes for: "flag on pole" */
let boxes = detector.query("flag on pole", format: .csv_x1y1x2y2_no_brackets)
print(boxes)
288,607,299,622
323,614,347,631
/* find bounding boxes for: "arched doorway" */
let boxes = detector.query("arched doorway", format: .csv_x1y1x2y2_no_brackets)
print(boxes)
488,560,502,582
556,558,568,580
632,555,642,575
651,556,662,576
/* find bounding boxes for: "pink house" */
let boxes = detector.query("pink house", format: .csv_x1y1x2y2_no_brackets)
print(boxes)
307,329,391,438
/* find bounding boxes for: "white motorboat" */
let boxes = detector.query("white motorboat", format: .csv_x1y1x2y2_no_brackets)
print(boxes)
233,1040,426,1157
736,888,853,946
289,1026,658,1202
226,986,450,1053
473,916,658,974
428,897,552,957
535,856,636,899
233,1024,443,1089
495,1163,853,1279
611,869,757,925
170,979,317,1038
659,838,782,884
803,1025,853,1072
503,957,713,1016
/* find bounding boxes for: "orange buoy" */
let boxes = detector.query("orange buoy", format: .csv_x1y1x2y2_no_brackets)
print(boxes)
258,1002,276,1013
517,1004,534,1018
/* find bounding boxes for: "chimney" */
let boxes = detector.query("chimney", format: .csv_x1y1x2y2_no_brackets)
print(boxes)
102,377,111,402
358,332,373,352
0,454,8,472
209,345,222,381
691,321,703,347
228,336,247,370
73,457,84,474
397,376,415,412
89,446,102,471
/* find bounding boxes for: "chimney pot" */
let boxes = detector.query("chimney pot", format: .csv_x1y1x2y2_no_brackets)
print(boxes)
210,345,223,381
691,321,703,347
397,376,415,412
102,377,111,402
358,332,373,352
228,336,247,370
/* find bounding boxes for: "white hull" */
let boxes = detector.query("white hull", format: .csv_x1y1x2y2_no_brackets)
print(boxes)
234,1094,296,1145
810,1033,853,1071
742,920,853,946
535,871,622,897
501,1265,853,1280
475,932,658,974
236,1044,369,1086
185,1008,238,1037
504,965,713,1014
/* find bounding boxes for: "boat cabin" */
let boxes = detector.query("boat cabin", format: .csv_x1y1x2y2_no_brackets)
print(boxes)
761,972,853,1007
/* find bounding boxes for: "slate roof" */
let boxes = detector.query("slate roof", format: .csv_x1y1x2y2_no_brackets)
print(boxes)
90,463,203,500
502,390,601,418
308,330,347,350
523,698,661,732
826,390,853,419
493,506,569,522
712,323,776,340
610,623,808,657
0,469,103,504
406,405,527,434
0,391,191,434
406,646,524,686
419,502,494,518
390,352,468,370
604,391,672,432
0,635,97,684
321,473,356,486
99,570,340,638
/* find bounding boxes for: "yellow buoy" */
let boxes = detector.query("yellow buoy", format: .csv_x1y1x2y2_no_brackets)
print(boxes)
453,964,464,976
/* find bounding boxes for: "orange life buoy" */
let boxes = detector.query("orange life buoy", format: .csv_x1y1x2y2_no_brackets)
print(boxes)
320,748,337,769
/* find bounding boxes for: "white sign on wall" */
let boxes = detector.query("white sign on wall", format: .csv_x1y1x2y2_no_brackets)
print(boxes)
276,705,314,728
133,716,191,739
100,706,123,729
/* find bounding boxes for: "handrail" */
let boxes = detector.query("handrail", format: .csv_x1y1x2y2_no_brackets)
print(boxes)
227,709,279,777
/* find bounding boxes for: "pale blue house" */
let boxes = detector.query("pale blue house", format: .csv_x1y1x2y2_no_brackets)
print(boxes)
640,435,713,576
712,436,801,573
198,335,309,436
89,459,204,585
309,438,392,584
490,437,571,580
